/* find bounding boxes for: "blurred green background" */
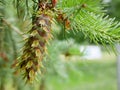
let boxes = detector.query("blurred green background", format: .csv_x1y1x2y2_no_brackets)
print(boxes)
0,0,120,90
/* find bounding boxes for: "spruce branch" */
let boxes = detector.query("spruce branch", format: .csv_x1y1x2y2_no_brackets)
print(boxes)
70,12,120,50
14,0,120,83
57,0,120,51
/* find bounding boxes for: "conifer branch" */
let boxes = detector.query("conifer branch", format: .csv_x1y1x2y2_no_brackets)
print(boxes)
13,0,120,83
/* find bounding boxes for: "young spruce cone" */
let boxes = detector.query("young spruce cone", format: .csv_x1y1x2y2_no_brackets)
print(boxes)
17,7,53,83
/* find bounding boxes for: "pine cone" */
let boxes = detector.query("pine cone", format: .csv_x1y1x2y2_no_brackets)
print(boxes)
17,9,53,83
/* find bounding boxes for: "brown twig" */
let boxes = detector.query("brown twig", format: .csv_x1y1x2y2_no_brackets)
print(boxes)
2,18,26,38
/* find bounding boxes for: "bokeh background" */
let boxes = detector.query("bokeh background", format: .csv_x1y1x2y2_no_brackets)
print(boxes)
0,0,120,90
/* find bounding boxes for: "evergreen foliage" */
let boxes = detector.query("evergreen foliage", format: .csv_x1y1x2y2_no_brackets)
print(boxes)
0,0,120,84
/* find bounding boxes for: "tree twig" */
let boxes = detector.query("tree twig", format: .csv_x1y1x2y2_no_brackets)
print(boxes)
2,18,26,38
